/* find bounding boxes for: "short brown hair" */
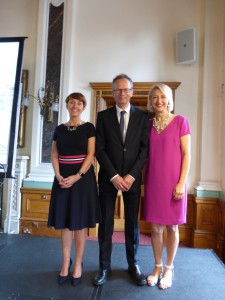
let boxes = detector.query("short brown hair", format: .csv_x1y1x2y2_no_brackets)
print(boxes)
112,73,133,91
65,92,87,107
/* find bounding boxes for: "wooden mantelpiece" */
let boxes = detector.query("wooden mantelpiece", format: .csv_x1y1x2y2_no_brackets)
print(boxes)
90,81,181,112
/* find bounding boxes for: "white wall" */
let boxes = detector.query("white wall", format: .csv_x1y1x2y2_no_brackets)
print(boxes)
67,0,203,192
197,0,224,191
222,95,225,191
220,0,225,192
0,0,225,195
221,17,225,192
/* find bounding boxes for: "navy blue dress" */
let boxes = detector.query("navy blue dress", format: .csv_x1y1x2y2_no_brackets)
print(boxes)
48,122,101,230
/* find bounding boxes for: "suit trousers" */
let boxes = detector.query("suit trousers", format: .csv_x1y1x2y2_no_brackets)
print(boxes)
98,186,141,270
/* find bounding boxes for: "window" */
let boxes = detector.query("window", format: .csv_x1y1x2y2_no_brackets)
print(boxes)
0,37,26,178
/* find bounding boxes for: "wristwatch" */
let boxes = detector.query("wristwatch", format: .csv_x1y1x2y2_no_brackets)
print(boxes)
78,171,84,178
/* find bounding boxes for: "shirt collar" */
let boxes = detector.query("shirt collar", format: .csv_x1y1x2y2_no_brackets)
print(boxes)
116,103,131,114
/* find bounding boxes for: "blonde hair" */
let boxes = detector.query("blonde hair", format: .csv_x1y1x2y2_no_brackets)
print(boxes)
147,83,174,112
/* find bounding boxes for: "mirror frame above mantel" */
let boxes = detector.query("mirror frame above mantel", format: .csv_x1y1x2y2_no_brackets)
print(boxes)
90,82,181,116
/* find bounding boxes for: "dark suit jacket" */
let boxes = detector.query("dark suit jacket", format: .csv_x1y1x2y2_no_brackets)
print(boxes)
96,104,149,191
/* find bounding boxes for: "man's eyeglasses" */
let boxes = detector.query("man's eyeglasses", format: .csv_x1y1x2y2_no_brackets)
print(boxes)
113,88,133,95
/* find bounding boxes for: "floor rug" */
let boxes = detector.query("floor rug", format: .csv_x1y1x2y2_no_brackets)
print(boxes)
87,231,152,245
0,233,224,300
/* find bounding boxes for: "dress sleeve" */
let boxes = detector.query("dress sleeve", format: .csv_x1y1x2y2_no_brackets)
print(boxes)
52,127,57,141
179,116,191,137
87,122,96,138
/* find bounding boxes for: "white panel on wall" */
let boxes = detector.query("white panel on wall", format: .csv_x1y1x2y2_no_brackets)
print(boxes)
176,28,197,64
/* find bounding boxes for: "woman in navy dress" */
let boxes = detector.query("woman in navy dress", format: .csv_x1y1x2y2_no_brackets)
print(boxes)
48,92,100,286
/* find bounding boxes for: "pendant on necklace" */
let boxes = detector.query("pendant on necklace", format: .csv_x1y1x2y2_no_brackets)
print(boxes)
153,113,171,133
67,126,78,131
66,121,82,131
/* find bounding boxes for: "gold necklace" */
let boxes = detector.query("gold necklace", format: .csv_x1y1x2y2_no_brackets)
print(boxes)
153,113,171,133
66,121,82,131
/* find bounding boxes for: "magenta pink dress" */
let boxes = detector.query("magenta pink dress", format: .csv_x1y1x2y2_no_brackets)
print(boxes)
143,115,191,225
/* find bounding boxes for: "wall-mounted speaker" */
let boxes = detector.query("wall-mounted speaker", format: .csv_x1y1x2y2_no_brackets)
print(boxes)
176,28,197,64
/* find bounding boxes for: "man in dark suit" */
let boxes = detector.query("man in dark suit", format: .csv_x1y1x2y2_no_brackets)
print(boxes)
93,74,149,286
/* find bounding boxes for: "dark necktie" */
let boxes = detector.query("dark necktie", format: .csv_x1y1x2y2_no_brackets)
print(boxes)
120,110,126,141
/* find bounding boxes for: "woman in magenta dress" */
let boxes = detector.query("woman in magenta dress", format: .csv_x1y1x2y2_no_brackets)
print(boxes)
143,83,191,290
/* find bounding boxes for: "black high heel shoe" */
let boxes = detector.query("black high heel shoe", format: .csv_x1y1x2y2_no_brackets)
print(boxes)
57,258,72,284
71,262,83,287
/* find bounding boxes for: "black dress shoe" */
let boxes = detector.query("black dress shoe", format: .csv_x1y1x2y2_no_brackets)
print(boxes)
128,264,147,286
93,268,111,286
57,258,72,284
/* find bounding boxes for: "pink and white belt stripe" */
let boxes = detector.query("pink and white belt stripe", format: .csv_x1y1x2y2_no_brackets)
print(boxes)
58,155,86,164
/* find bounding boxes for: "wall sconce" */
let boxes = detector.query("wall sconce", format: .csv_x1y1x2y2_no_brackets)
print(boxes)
22,80,59,122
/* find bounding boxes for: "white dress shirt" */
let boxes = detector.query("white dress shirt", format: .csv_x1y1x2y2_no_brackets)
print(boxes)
116,103,130,140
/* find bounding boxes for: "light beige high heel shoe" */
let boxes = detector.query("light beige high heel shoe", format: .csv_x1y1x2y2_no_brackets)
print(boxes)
146,263,163,286
159,264,174,289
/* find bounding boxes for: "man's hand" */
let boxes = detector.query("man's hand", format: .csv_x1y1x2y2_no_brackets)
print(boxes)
112,176,129,191
123,174,135,191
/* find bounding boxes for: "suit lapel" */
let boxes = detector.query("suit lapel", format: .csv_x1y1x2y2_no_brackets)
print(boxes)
125,104,136,144
110,105,137,145
111,106,124,144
